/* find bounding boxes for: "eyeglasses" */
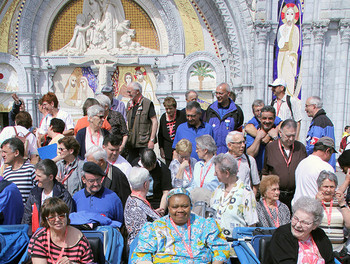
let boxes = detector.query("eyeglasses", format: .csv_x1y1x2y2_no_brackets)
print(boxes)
85,177,103,184
46,213,66,224
95,115,105,119
305,104,315,107
291,215,314,227
230,141,246,145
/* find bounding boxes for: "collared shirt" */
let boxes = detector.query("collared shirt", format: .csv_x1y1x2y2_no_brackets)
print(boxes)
234,153,260,186
169,157,197,189
111,98,127,121
111,155,132,178
272,94,302,122
189,156,219,192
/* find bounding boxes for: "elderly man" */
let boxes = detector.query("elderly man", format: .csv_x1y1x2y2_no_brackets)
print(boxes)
262,119,307,209
101,85,127,121
126,81,158,162
305,96,336,169
132,148,172,216
95,94,128,152
102,134,132,178
226,131,260,195
73,162,123,224
246,106,279,172
180,90,206,120
206,83,244,154
85,146,130,207
269,78,302,139
172,101,213,160
292,137,336,206
210,153,258,236
1,138,35,203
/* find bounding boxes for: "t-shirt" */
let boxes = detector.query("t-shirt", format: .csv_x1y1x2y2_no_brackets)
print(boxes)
39,110,74,135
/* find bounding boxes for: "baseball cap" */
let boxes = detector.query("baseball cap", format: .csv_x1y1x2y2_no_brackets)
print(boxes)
101,86,113,93
268,78,287,88
315,136,337,153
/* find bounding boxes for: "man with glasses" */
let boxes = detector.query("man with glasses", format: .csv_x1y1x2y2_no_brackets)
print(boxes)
206,83,244,154
305,96,336,169
73,162,124,225
262,119,307,209
226,131,260,195
292,137,336,206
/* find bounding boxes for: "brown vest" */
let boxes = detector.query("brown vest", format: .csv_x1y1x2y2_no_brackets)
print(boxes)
126,97,153,148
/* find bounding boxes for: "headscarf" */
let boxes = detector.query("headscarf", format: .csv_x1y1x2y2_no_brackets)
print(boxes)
167,188,192,204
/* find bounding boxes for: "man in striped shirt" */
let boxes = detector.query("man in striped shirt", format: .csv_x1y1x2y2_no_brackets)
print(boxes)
1,137,35,203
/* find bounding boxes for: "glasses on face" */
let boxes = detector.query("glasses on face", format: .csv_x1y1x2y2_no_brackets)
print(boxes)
85,177,103,184
305,104,315,108
95,115,105,119
46,213,66,224
280,130,296,139
230,140,246,145
291,215,314,227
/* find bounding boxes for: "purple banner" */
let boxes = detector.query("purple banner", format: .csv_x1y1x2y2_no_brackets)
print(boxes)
273,0,304,99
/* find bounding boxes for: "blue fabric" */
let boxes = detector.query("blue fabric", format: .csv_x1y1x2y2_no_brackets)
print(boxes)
97,226,124,264
0,181,23,225
246,133,266,172
69,212,122,228
73,187,124,224
305,109,336,169
206,99,244,154
172,122,213,160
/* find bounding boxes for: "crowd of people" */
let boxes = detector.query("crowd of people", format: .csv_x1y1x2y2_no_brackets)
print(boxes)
0,78,350,263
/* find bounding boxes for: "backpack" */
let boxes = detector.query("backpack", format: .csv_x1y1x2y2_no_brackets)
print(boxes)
340,135,350,150
271,95,294,119
13,126,31,159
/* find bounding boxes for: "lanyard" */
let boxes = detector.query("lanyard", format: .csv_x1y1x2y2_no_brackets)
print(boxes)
47,227,67,264
128,96,143,111
199,163,213,188
263,199,280,227
276,99,282,116
60,161,77,185
88,126,100,146
170,218,193,259
131,191,161,217
299,237,319,264
321,200,333,227
184,161,192,182
237,158,242,170
278,139,294,167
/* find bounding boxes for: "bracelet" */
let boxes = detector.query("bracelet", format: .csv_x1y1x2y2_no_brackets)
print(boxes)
340,205,347,209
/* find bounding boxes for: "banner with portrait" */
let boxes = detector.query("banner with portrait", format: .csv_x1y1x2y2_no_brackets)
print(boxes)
273,0,304,98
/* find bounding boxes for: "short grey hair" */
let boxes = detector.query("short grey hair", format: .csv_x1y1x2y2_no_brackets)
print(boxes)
196,135,217,154
95,94,111,108
252,99,264,110
226,131,244,145
85,145,108,162
129,82,142,92
185,90,198,101
292,196,324,227
128,167,150,190
317,170,338,189
280,119,297,130
308,96,323,108
87,104,104,119
186,101,202,114
213,153,238,177
217,82,232,93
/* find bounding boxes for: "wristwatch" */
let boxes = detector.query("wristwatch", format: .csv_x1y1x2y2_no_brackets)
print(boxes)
150,138,156,143
340,204,347,209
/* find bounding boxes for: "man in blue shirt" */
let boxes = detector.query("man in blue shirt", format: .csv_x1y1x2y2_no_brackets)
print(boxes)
173,101,213,160
0,176,23,224
73,162,123,225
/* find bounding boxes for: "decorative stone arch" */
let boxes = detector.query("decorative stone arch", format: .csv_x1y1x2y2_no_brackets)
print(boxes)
177,51,225,92
0,52,27,92
18,0,184,57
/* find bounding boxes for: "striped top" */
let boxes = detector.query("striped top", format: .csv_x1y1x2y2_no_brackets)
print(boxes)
28,228,93,263
3,161,35,203
319,200,345,252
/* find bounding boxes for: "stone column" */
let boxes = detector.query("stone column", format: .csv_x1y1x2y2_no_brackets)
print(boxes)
311,20,329,98
254,21,271,100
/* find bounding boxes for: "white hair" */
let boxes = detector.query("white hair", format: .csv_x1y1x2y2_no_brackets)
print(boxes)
87,104,104,119
128,167,150,190
95,94,111,108
226,131,244,145
85,145,107,162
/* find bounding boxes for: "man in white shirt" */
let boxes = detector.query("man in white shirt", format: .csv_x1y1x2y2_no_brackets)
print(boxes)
269,78,302,139
102,134,131,178
226,131,260,195
38,92,74,146
292,136,336,205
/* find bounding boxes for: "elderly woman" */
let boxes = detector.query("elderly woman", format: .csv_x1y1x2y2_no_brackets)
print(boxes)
158,97,186,166
28,197,93,263
95,94,128,152
264,196,335,264
124,167,160,246
315,170,350,252
190,134,218,191
55,136,84,196
169,139,197,189
256,175,291,227
22,159,74,234
131,188,230,263
76,104,110,159
210,153,258,237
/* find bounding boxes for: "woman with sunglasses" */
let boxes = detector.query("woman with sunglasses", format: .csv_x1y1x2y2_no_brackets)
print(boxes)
264,196,334,264
76,104,110,160
28,197,93,264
